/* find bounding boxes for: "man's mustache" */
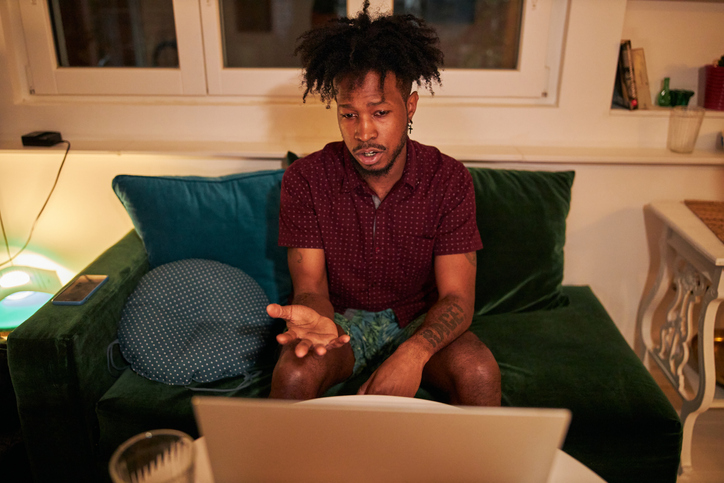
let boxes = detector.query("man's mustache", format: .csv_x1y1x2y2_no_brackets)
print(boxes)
352,143,386,152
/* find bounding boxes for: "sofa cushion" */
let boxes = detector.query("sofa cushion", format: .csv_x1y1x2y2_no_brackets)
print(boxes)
468,168,574,315
118,259,277,385
112,170,291,304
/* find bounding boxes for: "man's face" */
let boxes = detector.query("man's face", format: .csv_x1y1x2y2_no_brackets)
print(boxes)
336,71,418,180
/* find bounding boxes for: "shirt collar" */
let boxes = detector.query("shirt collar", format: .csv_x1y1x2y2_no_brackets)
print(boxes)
340,139,419,195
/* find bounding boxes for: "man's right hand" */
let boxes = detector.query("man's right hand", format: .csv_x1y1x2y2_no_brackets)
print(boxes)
267,304,350,358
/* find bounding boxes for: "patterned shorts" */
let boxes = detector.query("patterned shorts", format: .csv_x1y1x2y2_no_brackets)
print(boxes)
334,309,427,377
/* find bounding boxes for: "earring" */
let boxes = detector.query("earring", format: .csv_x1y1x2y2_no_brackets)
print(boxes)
408,120,413,134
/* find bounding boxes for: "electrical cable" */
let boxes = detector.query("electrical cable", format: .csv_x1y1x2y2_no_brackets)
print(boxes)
0,140,71,269
0,206,12,264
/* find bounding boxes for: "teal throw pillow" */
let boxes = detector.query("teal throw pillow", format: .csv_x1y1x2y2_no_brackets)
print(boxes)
468,168,575,315
112,170,291,304
118,259,277,385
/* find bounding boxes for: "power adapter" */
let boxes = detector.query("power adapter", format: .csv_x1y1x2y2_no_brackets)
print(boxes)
22,131,63,147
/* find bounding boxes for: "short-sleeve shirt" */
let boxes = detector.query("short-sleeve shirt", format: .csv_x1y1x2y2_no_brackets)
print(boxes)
278,140,482,327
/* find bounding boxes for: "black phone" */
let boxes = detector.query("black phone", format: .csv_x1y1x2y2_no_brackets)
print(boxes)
52,274,108,306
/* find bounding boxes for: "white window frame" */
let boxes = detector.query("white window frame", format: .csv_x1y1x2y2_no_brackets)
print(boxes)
16,0,206,96
431,0,566,100
10,0,568,103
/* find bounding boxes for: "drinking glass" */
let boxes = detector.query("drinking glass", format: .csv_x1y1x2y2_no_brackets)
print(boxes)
109,429,195,483
667,106,705,154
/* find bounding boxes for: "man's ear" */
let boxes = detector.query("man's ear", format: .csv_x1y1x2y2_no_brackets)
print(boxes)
407,91,419,121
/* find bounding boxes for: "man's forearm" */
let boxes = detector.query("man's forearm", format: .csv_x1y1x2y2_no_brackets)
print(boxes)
400,295,472,364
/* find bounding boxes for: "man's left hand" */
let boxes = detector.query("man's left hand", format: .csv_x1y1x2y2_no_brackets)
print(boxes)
357,346,427,398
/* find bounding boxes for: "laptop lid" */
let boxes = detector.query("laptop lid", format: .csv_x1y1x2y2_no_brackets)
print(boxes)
192,395,570,483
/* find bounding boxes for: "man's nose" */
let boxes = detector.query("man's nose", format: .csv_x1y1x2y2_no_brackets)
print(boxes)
355,116,377,141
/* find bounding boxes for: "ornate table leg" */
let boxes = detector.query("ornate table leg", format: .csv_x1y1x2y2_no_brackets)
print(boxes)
637,227,673,362
638,223,724,473
678,270,723,471
655,256,706,396
642,230,724,472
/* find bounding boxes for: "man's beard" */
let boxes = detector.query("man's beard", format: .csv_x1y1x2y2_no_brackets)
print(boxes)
353,134,408,180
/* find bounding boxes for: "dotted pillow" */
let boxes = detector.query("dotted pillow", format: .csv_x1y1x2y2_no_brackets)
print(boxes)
118,259,275,385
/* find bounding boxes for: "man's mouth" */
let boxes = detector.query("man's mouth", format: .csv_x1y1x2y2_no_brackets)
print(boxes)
354,145,385,165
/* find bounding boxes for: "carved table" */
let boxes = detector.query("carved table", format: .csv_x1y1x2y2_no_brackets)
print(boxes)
637,200,724,473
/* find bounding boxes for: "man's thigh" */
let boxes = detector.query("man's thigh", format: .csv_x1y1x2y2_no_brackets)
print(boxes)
422,331,501,406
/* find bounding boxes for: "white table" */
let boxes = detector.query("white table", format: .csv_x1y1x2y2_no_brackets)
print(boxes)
194,395,604,483
637,200,724,473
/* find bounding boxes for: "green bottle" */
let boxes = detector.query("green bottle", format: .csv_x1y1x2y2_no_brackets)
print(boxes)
657,77,671,107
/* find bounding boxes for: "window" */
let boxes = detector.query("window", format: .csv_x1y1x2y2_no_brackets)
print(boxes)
49,0,179,68
18,0,205,95
220,0,347,68
394,0,523,70
11,0,567,102
392,0,567,100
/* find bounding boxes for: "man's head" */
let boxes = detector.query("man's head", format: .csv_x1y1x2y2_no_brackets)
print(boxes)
295,1,443,179
335,70,417,179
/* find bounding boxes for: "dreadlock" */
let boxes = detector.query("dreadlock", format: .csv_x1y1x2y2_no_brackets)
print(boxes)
295,0,443,106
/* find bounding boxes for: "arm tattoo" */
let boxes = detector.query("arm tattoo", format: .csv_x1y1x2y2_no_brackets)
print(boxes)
421,302,465,349
295,251,303,264
464,252,477,267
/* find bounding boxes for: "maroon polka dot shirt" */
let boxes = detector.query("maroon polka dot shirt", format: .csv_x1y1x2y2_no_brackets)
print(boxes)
278,140,482,327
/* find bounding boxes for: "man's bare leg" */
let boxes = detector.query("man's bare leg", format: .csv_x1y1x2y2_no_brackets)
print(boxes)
422,331,501,406
269,327,355,400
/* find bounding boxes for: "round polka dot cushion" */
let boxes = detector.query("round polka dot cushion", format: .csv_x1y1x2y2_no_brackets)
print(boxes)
118,259,274,385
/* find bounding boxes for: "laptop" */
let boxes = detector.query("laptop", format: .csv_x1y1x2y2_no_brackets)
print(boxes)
192,395,570,483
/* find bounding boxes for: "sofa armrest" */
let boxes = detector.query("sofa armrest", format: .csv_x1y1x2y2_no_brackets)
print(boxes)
8,230,148,481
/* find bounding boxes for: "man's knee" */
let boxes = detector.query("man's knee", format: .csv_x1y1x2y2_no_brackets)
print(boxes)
428,332,502,406
271,356,322,399
461,347,501,397
270,343,354,400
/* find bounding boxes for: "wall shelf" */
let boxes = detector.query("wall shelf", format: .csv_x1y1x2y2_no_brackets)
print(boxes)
610,108,724,119
1,140,723,167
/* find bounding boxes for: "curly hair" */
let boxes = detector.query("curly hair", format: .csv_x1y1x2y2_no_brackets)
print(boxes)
295,0,443,105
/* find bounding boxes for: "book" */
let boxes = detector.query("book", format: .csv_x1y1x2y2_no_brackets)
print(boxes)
631,48,652,109
618,40,638,110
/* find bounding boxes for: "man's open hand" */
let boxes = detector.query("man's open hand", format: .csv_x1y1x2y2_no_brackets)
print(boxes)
267,304,350,358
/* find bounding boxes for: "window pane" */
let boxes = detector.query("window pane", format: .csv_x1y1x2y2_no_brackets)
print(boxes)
48,0,178,68
220,0,346,68
394,0,523,69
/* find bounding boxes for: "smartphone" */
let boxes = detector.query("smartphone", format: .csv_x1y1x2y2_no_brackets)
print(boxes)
52,274,109,306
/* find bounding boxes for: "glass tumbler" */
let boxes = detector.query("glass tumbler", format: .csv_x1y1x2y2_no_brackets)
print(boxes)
667,106,705,154
109,429,195,483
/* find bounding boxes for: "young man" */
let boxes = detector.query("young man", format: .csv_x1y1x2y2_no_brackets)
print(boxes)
266,2,500,406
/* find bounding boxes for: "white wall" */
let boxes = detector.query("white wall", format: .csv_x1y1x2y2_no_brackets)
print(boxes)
1,0,724,346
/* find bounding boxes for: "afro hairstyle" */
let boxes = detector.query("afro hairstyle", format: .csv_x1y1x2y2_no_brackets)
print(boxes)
295,0,444,105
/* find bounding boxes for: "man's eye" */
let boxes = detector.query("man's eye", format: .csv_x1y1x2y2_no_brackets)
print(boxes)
341,113,355,119
375,110,390,117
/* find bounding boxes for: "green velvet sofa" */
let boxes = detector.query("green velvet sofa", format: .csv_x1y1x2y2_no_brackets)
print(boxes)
8,166,681,482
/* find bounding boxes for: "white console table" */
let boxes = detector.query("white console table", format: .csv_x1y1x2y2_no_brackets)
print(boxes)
637,200,724,473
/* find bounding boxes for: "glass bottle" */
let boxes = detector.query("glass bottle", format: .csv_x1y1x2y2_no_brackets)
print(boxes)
657,77,671,107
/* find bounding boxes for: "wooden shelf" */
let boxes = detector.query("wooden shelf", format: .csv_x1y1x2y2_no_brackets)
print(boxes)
1,140,723,166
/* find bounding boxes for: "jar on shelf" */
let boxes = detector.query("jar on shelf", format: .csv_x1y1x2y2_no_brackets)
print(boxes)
704,62,724,111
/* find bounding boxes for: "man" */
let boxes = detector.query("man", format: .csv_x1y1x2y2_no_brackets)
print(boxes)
266,2,500,406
